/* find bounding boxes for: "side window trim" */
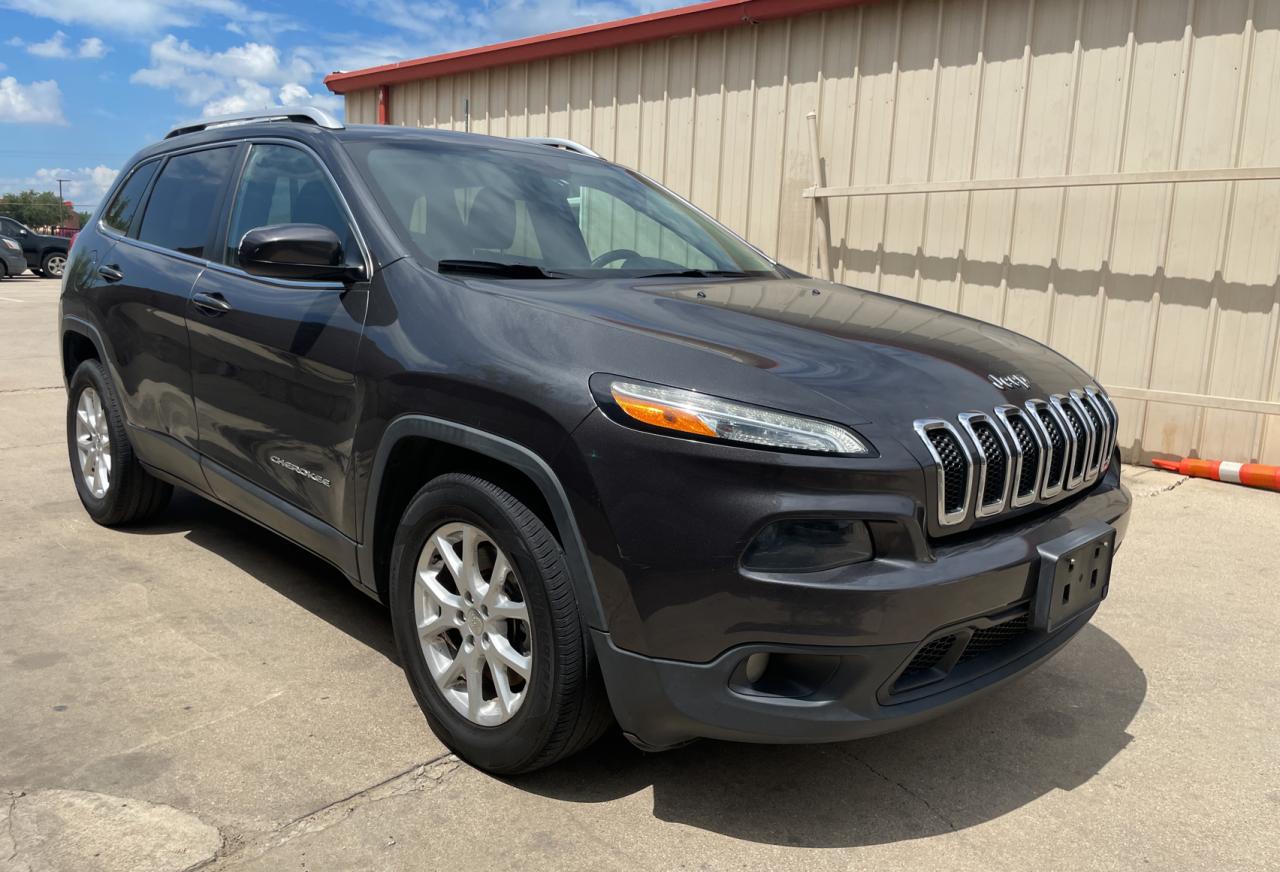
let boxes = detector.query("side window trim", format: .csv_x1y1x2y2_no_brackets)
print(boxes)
128,142,240,260
124,159,162,238
209,143,252,267
214,137,371,285
93,158,161,240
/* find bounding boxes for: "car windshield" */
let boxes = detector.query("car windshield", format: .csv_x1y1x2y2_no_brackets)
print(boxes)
344,138,779,279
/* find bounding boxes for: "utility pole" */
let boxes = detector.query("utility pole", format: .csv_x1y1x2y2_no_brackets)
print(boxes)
56,179,70,230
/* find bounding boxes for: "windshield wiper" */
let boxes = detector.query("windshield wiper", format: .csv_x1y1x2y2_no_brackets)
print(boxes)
633,269,750,278
437,259,564,279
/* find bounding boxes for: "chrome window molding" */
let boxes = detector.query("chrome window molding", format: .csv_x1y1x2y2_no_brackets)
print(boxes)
993,404,1045,509
957,411,1012,517
914,419,973,527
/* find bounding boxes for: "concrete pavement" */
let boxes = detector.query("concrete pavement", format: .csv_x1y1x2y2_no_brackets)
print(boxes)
1,276,1276,870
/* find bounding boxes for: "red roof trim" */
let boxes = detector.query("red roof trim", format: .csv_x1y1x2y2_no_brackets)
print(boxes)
324,0,870,94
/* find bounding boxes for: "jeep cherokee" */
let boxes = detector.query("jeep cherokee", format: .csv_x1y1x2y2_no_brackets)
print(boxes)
59,108,1131,774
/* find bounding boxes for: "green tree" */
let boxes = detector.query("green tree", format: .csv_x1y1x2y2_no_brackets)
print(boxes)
0,190,71,228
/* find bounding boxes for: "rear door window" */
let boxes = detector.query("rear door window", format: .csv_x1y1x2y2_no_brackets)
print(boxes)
101,160,159,236
137,147,237,258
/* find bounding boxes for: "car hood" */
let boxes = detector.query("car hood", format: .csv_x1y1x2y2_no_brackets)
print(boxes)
479,274,1097,429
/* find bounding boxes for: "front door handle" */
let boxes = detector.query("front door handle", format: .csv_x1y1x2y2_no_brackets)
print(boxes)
97,264,124,283
191,291,233,316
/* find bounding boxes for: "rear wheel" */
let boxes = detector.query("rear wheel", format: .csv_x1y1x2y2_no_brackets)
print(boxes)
41,251,67,279
66,360,172,525
389,473,612,774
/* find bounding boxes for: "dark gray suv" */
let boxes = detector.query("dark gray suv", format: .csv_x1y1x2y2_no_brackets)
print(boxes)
59,108,1130,773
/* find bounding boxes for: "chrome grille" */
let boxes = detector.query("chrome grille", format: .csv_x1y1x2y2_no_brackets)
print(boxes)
958,412,1011,517
914,420,973,525
994,405,1043,508
916,387,1119,529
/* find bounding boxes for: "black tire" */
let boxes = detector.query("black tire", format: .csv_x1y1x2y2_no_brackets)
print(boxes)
389,473,612,774
41,250,67,279
67,360,173,526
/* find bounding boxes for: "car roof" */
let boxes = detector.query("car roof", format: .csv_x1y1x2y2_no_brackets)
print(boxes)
136,117,600,167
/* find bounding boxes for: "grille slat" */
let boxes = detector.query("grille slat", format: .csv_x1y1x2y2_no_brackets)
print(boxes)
1004,411,1040,500
958,412,1010,517
917,421,971,524
917,386,1119,531
1035,405,1067,490
1057,398,1087,482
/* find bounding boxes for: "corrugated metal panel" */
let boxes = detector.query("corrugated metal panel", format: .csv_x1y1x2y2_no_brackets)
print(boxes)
347,0,1280,464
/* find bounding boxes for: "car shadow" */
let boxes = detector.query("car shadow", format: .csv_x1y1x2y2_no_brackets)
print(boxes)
125,490,1144,849
121,488,400,663
513,623,1145,847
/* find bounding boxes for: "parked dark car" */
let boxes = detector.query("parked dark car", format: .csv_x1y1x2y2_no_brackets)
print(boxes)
59,108,1130,774
0,235,26,279
0,216,70,277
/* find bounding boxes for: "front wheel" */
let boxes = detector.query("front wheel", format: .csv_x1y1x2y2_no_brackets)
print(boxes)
389,473,611,774
41,251,67,278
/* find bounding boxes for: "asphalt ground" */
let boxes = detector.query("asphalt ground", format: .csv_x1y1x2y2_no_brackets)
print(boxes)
1,276,1276,871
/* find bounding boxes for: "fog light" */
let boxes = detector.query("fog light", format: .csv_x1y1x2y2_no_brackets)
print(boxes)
744,652,770,683
742,518,873,572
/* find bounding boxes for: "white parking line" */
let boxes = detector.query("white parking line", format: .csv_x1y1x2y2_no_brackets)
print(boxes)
0,296,27,303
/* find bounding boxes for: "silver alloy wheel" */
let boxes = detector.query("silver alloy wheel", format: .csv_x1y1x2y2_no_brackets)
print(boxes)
74,387,111,498
45,254,67,277
414,522,532,726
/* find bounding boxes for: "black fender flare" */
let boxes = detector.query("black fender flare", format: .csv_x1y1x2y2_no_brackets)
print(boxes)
60,314,113,389
357,415,608,630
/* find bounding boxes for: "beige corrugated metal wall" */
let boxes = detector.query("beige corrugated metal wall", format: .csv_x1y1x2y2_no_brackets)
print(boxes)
344,0,1280,465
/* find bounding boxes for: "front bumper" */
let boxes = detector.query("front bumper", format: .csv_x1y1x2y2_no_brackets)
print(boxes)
1,251,25,276
582,456,1130,749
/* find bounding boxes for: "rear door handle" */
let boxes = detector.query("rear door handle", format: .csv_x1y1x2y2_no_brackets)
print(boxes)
191,291,233,315
98,264,124,283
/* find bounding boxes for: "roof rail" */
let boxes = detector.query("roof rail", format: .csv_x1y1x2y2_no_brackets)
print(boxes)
519,137,601,158
166,106,344,139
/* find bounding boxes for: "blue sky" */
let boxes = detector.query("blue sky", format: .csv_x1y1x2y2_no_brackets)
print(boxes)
0,0,676,211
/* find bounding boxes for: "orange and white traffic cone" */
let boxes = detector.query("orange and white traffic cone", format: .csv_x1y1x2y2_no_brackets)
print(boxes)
1151,457,1280,492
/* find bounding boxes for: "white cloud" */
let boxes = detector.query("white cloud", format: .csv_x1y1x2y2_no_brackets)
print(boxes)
131,35,340,117
27,31,71,58
78,37,108,59
18,31,108,59
0,77,67,125
0,0,292,37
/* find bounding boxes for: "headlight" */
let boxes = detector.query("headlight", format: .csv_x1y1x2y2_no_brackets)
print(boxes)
606,379,869,455
1,238,19,251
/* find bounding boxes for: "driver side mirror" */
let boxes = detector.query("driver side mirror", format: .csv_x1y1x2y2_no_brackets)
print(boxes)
237,223,363,284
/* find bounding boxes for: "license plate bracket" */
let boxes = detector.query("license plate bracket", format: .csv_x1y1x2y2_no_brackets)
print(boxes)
1034,521,1116,633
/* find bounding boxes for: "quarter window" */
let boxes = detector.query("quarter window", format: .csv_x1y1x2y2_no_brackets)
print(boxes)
137,147,237,258
225,144,357,268
101,160,159,236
